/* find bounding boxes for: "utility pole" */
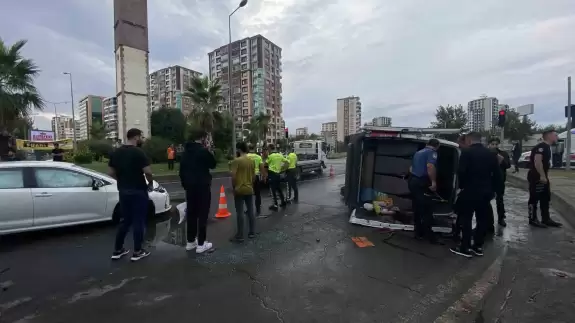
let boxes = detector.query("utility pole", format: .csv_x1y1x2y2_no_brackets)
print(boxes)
566,76,572,171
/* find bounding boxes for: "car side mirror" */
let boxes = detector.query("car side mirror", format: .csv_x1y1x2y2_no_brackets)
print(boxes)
92,179,104,190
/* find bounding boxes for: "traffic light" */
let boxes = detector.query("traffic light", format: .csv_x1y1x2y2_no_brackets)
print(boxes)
497,110,506,127
285,128,289,138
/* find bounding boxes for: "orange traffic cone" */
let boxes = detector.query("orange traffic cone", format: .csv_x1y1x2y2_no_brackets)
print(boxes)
215,185,231,218
329,165,334,178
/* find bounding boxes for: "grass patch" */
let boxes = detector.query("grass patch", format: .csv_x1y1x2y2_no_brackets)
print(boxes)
78,161,230,176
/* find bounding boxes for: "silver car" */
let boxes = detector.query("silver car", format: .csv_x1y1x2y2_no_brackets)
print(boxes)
0,161,172,235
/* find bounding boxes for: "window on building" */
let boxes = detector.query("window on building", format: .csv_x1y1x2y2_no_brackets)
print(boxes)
241,79,247,85
242,94,248,100
242,87,248,93
241,57,247,63
241,49,247,55
241,64,247,70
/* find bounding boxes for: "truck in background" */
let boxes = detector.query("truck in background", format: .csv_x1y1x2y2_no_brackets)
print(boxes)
290,140,328,180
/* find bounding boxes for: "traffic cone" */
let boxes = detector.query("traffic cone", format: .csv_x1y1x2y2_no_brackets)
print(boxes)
329,165,334,178
215,185,231,218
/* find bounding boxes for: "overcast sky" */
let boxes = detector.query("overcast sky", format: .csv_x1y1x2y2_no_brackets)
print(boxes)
2,0,574,133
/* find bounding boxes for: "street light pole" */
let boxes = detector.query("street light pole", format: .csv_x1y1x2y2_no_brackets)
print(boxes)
228,0,248,157
63,72,77,152
567,76,572,171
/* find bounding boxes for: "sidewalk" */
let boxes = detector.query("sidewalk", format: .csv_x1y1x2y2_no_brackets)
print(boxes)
506,169,575,228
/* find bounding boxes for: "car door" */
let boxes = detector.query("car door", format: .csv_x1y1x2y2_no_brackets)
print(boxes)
31,167,108,228
0,167,34,233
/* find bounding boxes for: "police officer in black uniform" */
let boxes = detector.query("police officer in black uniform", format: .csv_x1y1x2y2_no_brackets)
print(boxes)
450,132,502,258
408,138,440,243
528,130,562,228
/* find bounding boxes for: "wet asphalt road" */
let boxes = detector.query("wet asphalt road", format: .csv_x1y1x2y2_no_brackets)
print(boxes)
0,162,571,322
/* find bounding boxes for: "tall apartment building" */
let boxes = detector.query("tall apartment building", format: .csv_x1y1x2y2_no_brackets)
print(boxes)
103,97,119,140
467,97,499,132
51,115,77,140
296,127,308,137
208,34,284,144
113,0,151,143
149,65,202,115
336,96,362,142
77,95,105,140
372,116,392,127
321,122,338,146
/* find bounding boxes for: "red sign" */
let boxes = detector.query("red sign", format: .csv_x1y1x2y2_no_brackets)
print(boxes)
30,130,55,142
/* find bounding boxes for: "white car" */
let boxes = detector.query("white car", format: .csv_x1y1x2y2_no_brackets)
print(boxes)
0,161,171,235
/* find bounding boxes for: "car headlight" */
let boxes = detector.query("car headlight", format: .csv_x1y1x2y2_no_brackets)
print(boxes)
154,184,166,193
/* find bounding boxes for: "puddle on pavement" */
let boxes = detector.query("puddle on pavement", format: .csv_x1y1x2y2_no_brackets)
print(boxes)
143,208,187,248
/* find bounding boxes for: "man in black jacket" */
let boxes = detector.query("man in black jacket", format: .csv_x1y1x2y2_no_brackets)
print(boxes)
450,132,502,258
511,141,522,173
488,137,511,229
179,130,217,254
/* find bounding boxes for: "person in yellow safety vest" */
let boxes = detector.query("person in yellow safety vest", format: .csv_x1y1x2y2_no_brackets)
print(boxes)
286,148,299,202
266,144,289,211
247,144,265,216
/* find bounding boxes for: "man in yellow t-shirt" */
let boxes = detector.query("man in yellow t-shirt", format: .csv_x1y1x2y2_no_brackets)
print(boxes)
266,144,289,211
286,148,299,202
247,144,264,216
230,142,256,242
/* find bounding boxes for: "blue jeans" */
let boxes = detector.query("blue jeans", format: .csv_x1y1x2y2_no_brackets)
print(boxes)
234,194,255,238
114,190,149,251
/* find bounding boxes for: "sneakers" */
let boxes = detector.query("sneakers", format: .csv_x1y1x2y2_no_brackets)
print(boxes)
185,239,198,251
269,205,279,211
130,249,151,262
529,218,547,228
196,242,213,254
542,219,562,228
450,247,473,258
471,247,484,256
111,248,130,260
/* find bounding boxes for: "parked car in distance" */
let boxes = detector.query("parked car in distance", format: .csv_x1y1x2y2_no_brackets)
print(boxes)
0,161,171,235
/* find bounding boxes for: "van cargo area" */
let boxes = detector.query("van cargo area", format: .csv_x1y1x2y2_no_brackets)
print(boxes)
346,135,459,231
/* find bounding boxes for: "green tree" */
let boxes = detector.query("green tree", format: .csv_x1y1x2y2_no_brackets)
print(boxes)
245,112,271,146
184,76,223,146
308,133,320,140
150,107,186,143
430,104,468,129
211,111,233,151
89,120,106,140
503,110,537,143
0,39,44,126
538,124,567,134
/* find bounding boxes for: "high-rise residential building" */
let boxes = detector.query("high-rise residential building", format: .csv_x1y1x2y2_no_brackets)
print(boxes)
208,34,284,144
296,127,308,137
149,65,202,115
336,96,362,142
51,115,76,140
467,97,499,132
77,95,105,140
372,116,392,127
113,0,151,143
321,122,337,146
103,97,119,140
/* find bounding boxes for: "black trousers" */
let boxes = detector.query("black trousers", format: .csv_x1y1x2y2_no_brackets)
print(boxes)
185,185,211,245
167,159,175,170
253,175,262,214
268,171,285,206
458,191,492,250
408,176,434,238
286,168,299,201
528,178,551,222
512,158,519,172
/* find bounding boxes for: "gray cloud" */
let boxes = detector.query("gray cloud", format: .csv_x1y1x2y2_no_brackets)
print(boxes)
2,0,575,132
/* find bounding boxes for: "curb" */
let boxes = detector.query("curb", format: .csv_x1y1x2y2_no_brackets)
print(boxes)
505,175,575,229
155,171,230,183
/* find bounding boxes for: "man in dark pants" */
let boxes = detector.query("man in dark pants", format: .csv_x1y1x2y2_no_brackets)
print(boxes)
408,138,440,243
179,130,217,254
230,142,256,242
452,134,470,242
247,145,264,216
52,143,64,161
511,141,521,173
450,132,502,258
528,130,562,228
286,148,299,202
487,137,511,229
266,144,289,211
108,128,153,262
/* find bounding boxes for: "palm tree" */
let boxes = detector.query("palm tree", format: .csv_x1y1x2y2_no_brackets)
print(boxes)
247,112,271,148
184,76,223,146
89,120,107,140
0,39,44,127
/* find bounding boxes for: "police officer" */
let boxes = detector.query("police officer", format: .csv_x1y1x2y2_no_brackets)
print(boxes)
487,137,511,229
266,144,289,211
408,138,440,243
247,144,264,217
528,130,562,228
286,148,299,202
450,132,502,258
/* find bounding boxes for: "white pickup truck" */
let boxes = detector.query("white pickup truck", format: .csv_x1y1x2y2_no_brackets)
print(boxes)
291,140,328,180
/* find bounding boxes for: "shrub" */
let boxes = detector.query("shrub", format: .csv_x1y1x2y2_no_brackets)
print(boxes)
213,148,223,162
142,137,172,163
73,147,93,164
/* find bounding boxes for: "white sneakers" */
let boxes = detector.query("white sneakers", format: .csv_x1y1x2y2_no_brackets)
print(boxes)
185,239,213,254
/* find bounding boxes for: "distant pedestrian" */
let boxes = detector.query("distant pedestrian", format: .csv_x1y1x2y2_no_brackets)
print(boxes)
179,129,217,254
109,128,153,262
527,130,562,228
487,137,511,229
167,144,176,170
450,132,502,258
266,144,289,211
511,141,521,173
247,144,264,217
230,142,256,243
52,143,64,162
409,139,440,243
286,148,299,202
